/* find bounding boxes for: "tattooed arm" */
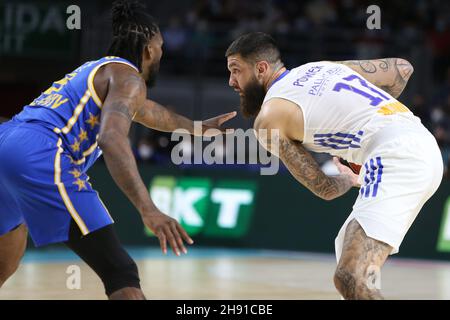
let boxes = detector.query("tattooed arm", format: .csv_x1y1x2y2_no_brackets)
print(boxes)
98,66,153,215
134,99,194,133
134,99,236,136
277,137,354,200
336,58,414,98
98,64,192,255
255,98,356,201
259,130,354,200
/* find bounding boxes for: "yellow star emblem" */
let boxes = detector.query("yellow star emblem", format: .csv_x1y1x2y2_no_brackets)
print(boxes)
71,139,80,152
73,179,87,191
78,129,88,142
69,169,82,179
86,113,99,129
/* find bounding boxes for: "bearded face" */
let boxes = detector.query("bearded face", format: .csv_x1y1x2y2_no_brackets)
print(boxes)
145,59,160,87
239,73,266,118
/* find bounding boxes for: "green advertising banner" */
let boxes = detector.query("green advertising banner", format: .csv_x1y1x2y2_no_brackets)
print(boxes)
148,176,257,238
203,180,257,238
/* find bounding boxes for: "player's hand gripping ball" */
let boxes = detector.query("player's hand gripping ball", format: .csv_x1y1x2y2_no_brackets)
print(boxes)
338,158,361,175
333,157,361,188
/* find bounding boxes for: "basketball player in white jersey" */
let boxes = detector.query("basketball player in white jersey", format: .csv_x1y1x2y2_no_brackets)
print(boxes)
226,32,444,299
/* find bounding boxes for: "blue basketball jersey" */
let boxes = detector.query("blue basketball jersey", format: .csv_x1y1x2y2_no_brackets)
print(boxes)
13,56,138,171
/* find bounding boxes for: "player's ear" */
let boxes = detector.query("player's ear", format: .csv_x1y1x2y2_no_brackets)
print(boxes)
256,61,269,80
143,43,153,61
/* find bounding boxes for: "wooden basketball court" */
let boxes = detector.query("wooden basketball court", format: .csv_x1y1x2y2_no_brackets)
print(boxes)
1,248,449,299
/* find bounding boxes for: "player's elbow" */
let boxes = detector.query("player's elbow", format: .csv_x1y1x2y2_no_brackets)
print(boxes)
407,60,414,74
404,60,414,77
98,130,123,152
97,133,110,150
316,191,337,201
396,58,414,80
321,194,336,201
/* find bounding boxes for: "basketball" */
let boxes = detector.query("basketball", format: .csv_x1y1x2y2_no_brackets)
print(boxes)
339,158,362,175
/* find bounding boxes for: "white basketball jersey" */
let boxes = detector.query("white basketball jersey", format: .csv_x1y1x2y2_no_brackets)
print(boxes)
263,61,423,164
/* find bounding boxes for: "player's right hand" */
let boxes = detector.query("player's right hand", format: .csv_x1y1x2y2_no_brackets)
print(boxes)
142,209,194,256
199,111,237,136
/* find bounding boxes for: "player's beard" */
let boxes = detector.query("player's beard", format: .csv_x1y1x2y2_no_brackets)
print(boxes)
146,60,160,88
240,76,266,118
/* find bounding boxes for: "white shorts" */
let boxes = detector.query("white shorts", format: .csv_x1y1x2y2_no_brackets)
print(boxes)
335,122,444,262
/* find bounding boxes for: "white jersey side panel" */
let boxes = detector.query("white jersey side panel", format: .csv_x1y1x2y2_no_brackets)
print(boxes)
263,61,423,164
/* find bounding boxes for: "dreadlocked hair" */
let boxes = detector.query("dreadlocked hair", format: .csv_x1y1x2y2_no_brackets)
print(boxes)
107,0,159,72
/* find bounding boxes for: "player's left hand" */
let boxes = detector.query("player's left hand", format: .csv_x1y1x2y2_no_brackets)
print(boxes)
142,209,194,256
200,111,237,136
333,157,361,188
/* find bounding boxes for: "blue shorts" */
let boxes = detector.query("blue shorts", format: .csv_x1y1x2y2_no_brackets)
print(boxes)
0,121,114,247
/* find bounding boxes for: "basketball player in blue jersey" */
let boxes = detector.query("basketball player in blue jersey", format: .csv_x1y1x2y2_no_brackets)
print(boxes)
0,1,235,300
225,33,443,299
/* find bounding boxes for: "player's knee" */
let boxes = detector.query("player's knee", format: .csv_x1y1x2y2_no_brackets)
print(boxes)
100,260,141,297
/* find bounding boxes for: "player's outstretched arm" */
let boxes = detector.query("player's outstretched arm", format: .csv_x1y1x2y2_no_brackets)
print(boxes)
98,65,193,256
134,99,236,136
255,99,358,201
134,99,194,133
336,58,414,98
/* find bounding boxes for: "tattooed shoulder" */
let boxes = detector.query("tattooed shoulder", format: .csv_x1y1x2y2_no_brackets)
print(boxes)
337,58,414,98
340,58,395,74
